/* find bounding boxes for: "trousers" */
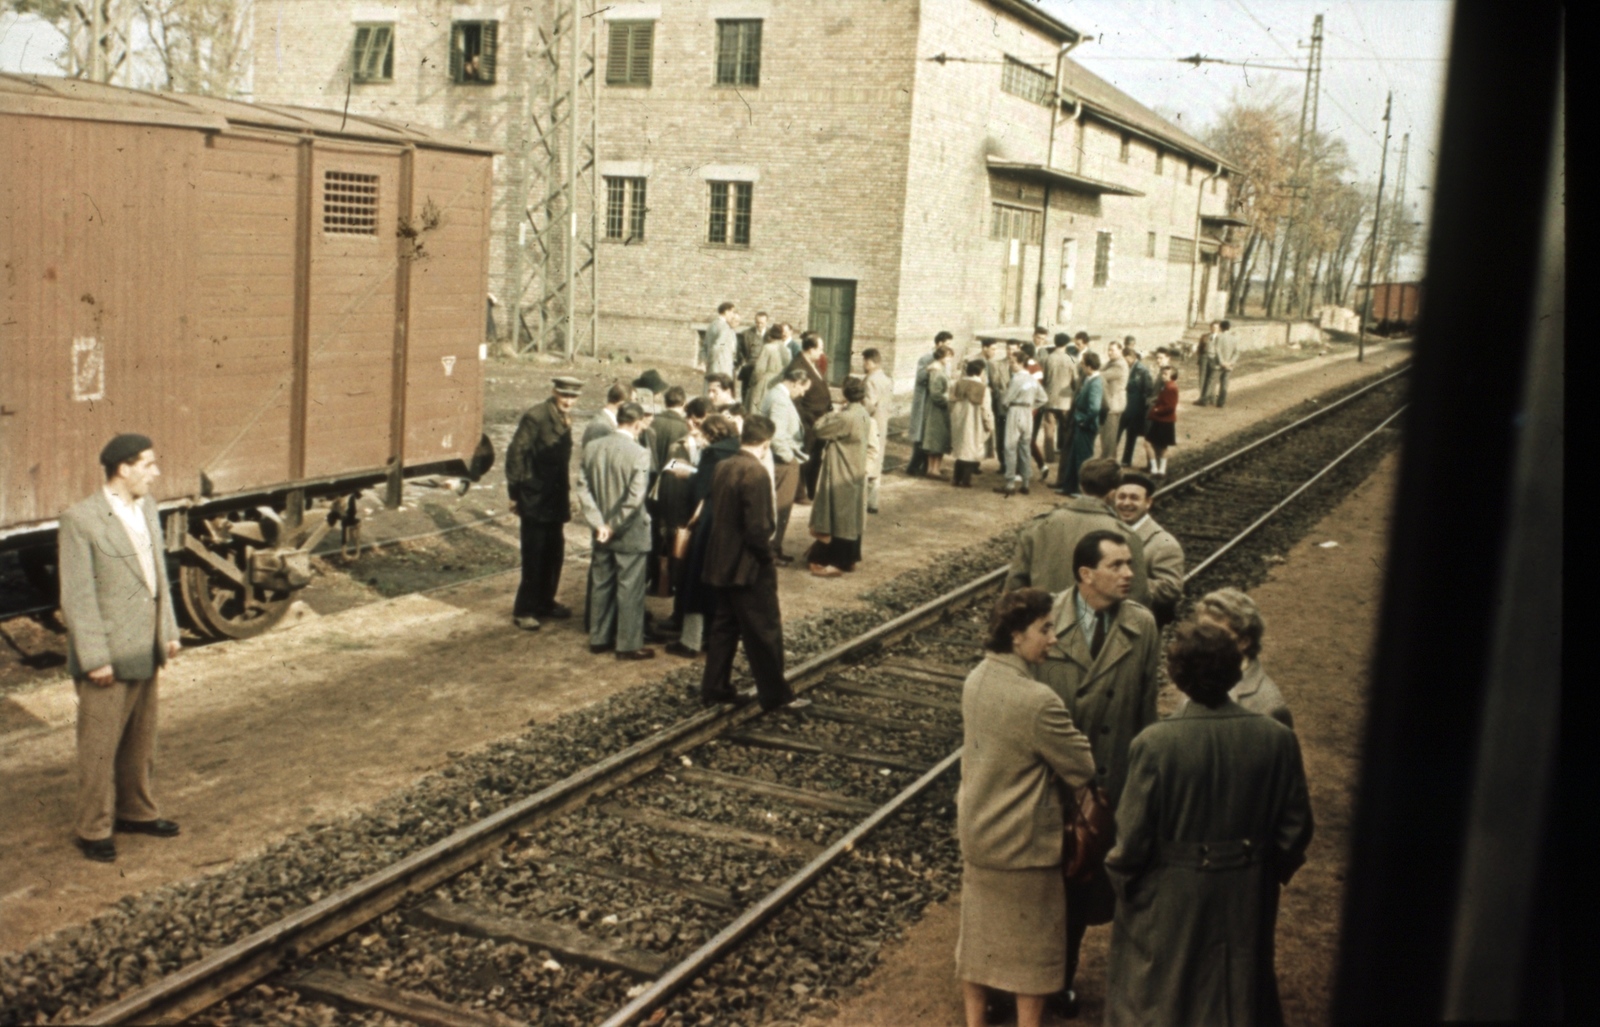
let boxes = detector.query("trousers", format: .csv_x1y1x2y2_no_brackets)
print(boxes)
1214,365,1233,407
1199,357,1220,405
1098,411,1123,461
76,675,160,841
771,460,801,556
1002,408,1036,485
513,519,566,616
1058,423,1098,495
702,567,792,710
587,546,648,652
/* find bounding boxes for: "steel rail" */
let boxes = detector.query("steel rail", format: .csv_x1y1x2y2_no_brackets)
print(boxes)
79,375,1409,1025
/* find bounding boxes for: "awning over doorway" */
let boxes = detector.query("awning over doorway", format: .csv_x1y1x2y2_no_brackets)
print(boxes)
985,156,1146,197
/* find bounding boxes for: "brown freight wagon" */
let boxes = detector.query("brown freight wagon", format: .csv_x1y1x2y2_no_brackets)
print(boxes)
0,74,496,638
1369,281,1424,333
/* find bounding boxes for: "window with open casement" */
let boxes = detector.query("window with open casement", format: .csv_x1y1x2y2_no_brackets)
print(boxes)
451,21,498,84
351,24,394,83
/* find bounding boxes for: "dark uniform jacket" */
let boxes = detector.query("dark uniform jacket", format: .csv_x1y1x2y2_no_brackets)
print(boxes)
784,352,832,431
506,397,573,524
701,450,776,588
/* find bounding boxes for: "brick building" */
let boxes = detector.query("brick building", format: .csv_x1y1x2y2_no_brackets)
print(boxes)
249,0,1235,387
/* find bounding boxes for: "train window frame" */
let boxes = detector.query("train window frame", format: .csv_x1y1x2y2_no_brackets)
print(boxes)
351,23,395,84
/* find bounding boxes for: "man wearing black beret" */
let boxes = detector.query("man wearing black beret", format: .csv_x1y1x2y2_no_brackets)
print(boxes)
58,433,183,862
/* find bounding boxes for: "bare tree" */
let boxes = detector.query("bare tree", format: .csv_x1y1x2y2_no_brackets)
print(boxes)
4,0,248,94
6,0,136,81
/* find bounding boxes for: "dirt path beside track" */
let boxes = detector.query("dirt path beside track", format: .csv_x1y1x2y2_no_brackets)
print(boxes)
0,343,1406,957
797,450,1400,1027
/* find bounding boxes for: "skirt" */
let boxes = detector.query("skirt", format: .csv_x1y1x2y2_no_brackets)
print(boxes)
1146,420,1176,448
955,862,1066,995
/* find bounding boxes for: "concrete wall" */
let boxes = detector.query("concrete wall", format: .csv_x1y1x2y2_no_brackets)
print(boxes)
1231,319,1325,351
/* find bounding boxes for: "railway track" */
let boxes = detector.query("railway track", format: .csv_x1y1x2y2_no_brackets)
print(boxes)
15,367,1413,1027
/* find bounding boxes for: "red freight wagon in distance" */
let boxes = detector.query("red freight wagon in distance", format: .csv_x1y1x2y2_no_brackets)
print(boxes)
0,73,496,638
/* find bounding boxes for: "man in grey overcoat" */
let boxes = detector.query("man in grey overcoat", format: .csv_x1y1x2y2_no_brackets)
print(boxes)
1034,529,1162,1011
1008,458,1149,605
59,433,183,862
1104,620,1313,1027
578,403,656,660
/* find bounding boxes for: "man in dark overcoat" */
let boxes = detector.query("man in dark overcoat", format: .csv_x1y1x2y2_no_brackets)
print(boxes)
699,415,806,712
506,377,581,629
1034,530,1162,1013
59,433,183,862
785,332,832,500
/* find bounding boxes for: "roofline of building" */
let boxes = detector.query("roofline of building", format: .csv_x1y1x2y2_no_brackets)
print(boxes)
1068,96,1238,174
983,0,1084,44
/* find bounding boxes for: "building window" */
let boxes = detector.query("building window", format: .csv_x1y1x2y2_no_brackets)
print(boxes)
708,181,752,245
1147,231,1157,258
450,21,497,84
1119,133,1131,163
1093,230,1113,287
1154,150,1164,175
324,171,379,235
715,19,761,86
604,177,647,242
351,23,394,83
606,21,654,86
1186,161,1194,184
1167,236,1196,263
1000,56,1054,106
990,203,1043,244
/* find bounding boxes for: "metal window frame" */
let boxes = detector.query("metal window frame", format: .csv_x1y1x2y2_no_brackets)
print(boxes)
604,176,627,239
351,23,395,84
708,180,729,243
1001,55,1053,107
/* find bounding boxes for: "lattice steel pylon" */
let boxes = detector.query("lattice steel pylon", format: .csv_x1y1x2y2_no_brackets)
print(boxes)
511,0,599,357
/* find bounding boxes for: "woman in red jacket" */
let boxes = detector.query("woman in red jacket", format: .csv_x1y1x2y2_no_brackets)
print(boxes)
1144,365,1179,476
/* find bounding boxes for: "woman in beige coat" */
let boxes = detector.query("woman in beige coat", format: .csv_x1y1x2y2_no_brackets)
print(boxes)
949,358,995,489
957,588,1095,1027
806,378,873,577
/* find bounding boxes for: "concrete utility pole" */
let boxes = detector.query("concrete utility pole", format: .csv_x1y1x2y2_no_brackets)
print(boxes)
1288,13,1324,317
1384,133,1411,283
1358,91,1393,363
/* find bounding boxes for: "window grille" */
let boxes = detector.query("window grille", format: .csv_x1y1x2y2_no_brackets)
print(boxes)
324,171,379,235
1093,230,1113,287
1167,236,1196,263
450,21,498,84
1000,56,1054,106
715,20,761,86
708,181,752,245
606,21,654,85
604,177,648,241
990,203,1043,245
351,24,394,83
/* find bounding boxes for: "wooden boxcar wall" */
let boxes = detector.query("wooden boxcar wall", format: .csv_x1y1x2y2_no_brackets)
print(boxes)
0,113,202,527
2,108,492,534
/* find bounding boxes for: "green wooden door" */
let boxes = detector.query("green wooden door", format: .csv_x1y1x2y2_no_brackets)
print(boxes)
807,279,856,384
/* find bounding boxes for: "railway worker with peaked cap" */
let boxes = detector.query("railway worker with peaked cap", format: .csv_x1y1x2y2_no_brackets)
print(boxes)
1104,619,1312,1027
578,402,657,660
506,376,583,630
58,433,183,862
1033,529,1162,1014
1006,458,1148,605
1113,470,1185,628
955,587,1095,1027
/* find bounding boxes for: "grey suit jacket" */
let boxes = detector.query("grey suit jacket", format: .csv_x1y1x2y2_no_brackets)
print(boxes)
58,491,180,681
578,430,653,553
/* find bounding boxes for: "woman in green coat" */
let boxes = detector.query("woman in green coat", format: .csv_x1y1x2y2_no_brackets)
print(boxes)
1104,620,1314,1027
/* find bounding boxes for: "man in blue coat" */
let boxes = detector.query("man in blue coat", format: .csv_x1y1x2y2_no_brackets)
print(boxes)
1057,350,1104,496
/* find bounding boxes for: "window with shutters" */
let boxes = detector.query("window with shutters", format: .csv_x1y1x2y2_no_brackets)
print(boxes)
1167,236,1196,263
707,181,752,246
604,177,647,242
606,21,653,86
1093,230,1113,287
1000,56,1053,106
715,20,761,86
1119,133,1131,162
989,203,1042,245
351,23,394,83
1147,231,1157,258
450,21,497,84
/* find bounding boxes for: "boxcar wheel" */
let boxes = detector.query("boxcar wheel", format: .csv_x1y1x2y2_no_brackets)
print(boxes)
179,532,293,640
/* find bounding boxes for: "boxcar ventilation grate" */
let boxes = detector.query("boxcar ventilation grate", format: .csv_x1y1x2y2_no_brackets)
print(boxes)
323,171,380,235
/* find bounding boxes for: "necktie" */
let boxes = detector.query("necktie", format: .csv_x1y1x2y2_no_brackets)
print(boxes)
1090,611,1107,660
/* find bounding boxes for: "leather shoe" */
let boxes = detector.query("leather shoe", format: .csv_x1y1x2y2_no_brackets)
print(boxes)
114,818,181,837
616,648,656,661
537,603,574,619
993,485,1016,497
773,553,795,566
1046,988,1081,1019
513,615,542,631
779,697,812,710
665,642,702,659
588,642,615,655
77,836,117,862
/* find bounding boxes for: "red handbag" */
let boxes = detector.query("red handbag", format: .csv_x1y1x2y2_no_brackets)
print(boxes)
1062,782,1115,884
